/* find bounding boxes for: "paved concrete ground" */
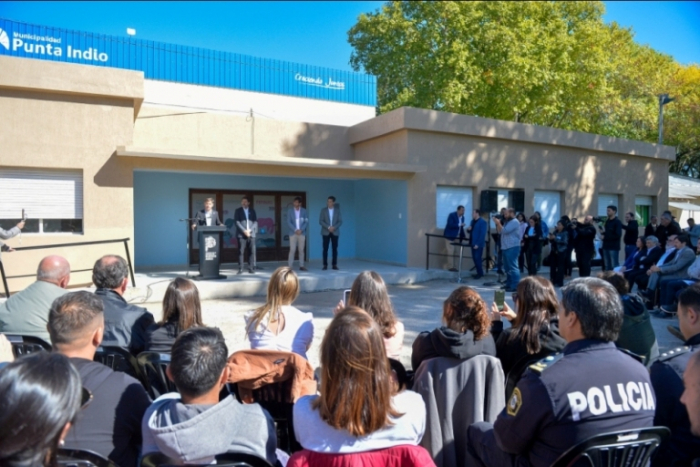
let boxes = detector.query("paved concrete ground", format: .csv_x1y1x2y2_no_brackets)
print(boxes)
135,274,684,372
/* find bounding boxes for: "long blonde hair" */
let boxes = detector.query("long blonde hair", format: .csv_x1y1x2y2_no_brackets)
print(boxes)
246,266,299,337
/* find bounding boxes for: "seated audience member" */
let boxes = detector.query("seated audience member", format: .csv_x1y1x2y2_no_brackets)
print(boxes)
640,234,695,301
599,272,658,365
490,277,566,394
0,255,70,342
337,270,405,360
293,307,426,453
93,255,155,355
49,291,151,466
145,277,204,353
466,277,655,467
245,266,313,359
624,236,663,289
142,327,279,465
659,238,700,314
650,284,700,466
0,352,82,467
687,218,700,251
412,286,496,372
615,236,645,274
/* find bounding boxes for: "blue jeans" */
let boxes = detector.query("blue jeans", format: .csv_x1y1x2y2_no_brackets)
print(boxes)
624,244,636,260
472,246,484,277
602,249,619,271
502,247,521,290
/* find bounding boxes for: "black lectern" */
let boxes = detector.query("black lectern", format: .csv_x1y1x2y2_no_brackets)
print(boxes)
195,226,227,280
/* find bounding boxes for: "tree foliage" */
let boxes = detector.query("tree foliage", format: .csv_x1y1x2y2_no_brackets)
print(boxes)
348,1,700,174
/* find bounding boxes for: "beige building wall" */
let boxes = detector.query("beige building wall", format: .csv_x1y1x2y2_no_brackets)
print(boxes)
0,56,143,291
350,108,674,269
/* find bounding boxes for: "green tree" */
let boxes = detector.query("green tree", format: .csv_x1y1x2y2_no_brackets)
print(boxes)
667,65,700,176
348,1,616,130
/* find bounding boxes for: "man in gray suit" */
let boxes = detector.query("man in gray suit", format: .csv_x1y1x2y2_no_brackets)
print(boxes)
287,196,308,271
0,255,70,343
319,196,343,270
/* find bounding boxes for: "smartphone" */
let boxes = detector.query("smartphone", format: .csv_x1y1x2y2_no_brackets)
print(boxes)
494,290,505,310
343,289,351,305
21,208,26,220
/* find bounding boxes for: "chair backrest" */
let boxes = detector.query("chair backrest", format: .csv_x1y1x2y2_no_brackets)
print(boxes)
550,427,670,467
140,451,274,467
287,445,436,467
94,345,146,385
137,351,176,399
57,448,118,467
5,334,51,358
413,355,505,467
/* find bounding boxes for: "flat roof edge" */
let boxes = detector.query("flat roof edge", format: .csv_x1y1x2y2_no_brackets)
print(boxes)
116,146,426,175
349,107,676,160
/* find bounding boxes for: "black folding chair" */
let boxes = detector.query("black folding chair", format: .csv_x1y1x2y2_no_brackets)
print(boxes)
94,345,146,386
140,451,274,467
137,351,177,399
57,448,118,467
5,334,51,358
550,426,669,467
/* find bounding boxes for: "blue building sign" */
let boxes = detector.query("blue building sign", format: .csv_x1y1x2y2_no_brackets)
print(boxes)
0,18,377,106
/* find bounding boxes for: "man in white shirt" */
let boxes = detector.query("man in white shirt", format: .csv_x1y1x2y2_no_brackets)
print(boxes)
287,196,309,271
319,196,343,270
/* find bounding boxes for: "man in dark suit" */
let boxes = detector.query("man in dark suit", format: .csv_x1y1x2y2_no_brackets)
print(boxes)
645,215,659,238
467,209,487,278
234,196,257,274
191,197,221,230
319,196,342,270
92,255,155,356
444,205,466,272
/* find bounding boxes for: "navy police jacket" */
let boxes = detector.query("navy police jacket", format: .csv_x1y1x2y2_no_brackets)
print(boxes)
494,339,655,467
650,333,700,467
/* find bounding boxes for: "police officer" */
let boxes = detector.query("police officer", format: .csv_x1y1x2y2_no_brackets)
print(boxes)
466,277,655,467
650,284,700,466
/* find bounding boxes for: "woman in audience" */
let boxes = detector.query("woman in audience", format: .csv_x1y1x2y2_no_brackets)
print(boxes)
490,276,566,394
0,352,82,467
599,271,658,365
411,286,496,371
615,236,646,274
245,266,314,359
293,307,425,452
337,271,404,359
146,277,204,353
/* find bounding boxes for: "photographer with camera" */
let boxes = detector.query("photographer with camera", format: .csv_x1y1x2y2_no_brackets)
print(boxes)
599,206,622,271
572,216,597,277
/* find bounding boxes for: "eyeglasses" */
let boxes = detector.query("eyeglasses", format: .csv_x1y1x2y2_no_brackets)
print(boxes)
512,293,518,303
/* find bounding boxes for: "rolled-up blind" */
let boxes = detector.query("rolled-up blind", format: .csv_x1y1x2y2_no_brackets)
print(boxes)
0,168,83,219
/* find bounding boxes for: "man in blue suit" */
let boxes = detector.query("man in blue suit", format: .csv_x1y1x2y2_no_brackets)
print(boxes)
444,205,466,271
468,209,488,279
287,196,308,271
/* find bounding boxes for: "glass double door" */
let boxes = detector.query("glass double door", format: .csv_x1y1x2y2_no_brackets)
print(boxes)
189,189,307,264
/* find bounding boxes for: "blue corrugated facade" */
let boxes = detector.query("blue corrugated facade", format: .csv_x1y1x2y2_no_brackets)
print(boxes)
0,18,377,106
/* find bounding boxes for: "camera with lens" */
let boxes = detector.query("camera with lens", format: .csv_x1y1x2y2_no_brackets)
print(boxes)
591,216,604,223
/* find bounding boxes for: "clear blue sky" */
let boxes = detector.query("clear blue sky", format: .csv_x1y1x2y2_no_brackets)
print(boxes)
1,1,698,71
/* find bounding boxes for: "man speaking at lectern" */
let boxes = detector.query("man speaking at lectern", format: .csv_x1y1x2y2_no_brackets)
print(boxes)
191,198,222,230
